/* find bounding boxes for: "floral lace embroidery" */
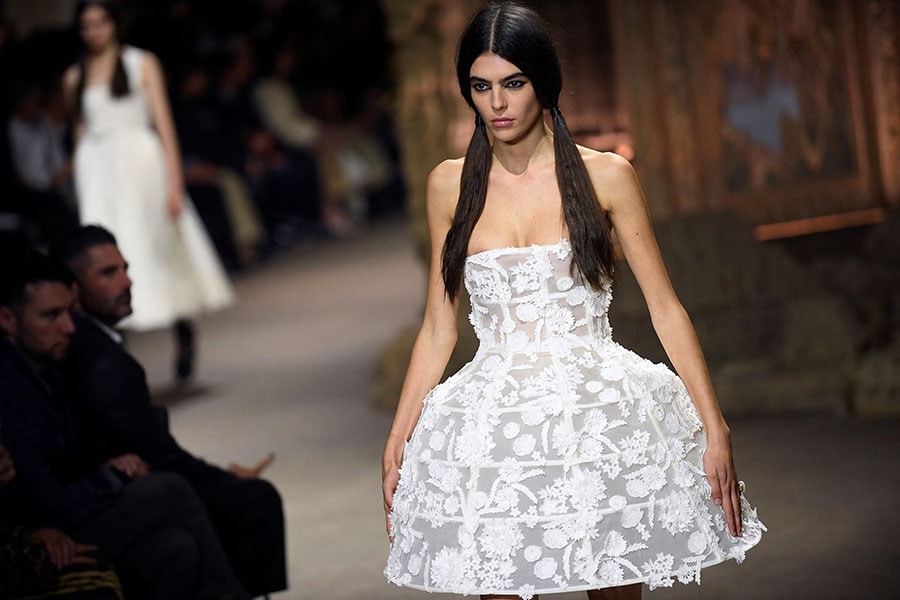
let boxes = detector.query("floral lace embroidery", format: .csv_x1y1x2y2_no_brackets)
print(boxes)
385,240,765,598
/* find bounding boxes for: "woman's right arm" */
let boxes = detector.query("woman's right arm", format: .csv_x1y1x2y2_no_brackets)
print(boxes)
382,159,462,536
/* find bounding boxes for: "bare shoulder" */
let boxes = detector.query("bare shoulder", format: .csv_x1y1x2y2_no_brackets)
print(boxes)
579,148,635,184
137,47,163,75
426,158,464,217
578,149,641,211
428,158,464,192
62,63,81,92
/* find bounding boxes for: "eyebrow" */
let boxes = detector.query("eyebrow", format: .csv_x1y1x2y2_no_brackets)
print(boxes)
469,72,527,84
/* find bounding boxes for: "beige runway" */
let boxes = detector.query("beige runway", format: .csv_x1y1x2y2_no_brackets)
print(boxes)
128,222,900,600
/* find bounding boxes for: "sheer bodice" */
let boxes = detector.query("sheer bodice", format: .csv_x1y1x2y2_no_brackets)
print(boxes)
465,239,612,357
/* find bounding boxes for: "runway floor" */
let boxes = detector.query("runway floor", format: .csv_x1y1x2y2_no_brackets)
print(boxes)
129,221,900,600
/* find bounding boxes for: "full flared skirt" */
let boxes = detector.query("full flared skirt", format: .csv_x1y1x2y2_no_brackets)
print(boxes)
74,130,233,330
385,341,765,598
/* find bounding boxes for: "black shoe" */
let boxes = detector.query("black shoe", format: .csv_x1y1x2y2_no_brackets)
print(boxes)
175,320,195,383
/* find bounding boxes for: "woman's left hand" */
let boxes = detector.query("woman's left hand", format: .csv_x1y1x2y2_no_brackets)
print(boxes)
166,188,183,219
703,431,743,538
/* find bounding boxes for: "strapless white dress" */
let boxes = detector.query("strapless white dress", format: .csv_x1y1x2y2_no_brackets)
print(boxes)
385,239,765,598
74,46,233,330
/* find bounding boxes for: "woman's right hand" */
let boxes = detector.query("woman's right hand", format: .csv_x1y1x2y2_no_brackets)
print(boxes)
166,187,183,220
382,465,400,540
382,434,406,541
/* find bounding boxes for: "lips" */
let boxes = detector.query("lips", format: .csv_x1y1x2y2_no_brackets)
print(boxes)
491,118,514,128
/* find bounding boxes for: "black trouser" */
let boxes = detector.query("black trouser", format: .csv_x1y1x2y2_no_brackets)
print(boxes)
74,472,248,600
190,468,288,596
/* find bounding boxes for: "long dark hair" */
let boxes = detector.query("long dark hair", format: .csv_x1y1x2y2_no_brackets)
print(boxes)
441,1,615,300
74,0,130,116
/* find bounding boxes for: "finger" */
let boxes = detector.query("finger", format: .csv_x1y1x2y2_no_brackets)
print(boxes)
248,456,274,477
383,484,394,511
63,538,76,567
719,478,737,537
48,544,64,569
69,554,98,566
73,543,98,553
731,482,743,537
707,473,723,506
721,489,735,537
47,547,60,569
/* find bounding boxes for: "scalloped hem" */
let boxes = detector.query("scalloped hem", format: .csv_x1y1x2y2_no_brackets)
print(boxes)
385,546,758,599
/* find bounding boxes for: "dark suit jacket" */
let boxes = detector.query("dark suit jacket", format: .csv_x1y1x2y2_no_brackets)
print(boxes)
0,339,120,529
64,314,288,595
64,312,221,484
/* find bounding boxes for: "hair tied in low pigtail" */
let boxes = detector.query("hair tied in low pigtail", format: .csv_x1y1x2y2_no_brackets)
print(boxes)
549,105,562,119
475,113,485,128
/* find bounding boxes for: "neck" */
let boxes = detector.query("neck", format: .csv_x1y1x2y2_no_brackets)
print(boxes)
491,121,553,176
88,42,120,61
87,310,120,329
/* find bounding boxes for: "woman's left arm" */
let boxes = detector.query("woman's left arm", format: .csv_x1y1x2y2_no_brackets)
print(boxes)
588,152,743,537
142,51,185,218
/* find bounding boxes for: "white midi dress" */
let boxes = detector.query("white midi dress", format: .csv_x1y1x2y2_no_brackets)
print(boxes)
74,46,233,331
385,239,765,598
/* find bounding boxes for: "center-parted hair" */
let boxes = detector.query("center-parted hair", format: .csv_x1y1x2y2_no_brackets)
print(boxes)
74,0,130,116
441,1,615,300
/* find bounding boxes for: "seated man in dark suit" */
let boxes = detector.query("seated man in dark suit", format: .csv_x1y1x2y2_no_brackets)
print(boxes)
1,439,123,600
52,226,287,598
0,251,248,600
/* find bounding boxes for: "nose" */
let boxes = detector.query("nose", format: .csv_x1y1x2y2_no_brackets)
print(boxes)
61,311,76,335
120,271,133,289
490,86,506,113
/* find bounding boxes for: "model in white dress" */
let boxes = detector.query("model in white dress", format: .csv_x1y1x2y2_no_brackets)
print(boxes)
383,5,765,598
73,45,233,331
385,240,765,597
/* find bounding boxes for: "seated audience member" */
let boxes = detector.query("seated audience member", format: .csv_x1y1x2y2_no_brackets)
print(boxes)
252,41,390,236
174,62,266,267
0,441,123,599
6,78,77,243
0,251,248,600
53,226,288,597
213,38,321,244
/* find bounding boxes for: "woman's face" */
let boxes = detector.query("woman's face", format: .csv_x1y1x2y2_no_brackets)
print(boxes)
79,5,117,53
469,52,543,143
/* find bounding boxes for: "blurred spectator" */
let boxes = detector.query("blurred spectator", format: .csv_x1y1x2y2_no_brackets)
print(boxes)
213,37,322,244
175,60,266,266
254,39,392,235
6,77,77,243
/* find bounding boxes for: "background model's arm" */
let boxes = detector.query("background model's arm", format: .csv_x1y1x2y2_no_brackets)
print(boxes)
589,151,743,537
142,51,185,218
382,160,462,535
61,65,84,146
